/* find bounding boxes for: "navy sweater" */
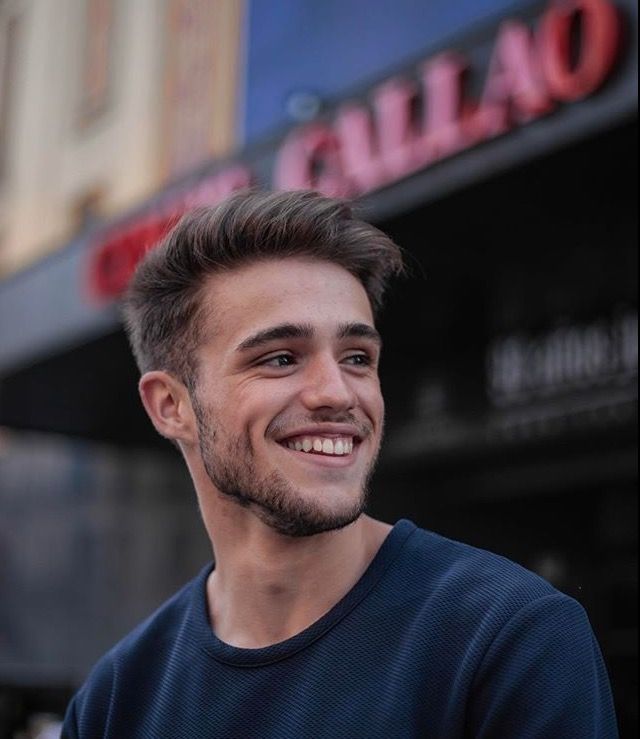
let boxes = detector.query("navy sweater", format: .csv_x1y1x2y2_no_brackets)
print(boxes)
62,520,618,738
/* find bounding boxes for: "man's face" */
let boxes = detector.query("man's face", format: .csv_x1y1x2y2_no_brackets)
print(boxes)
190,257,385,537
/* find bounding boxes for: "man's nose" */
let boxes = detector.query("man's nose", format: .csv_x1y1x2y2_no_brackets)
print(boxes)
299,355,357,411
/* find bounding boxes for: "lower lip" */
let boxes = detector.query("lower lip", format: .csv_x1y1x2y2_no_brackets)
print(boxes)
278,444,360,468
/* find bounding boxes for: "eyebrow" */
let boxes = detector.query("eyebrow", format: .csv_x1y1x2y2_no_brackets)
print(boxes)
236,323,314,352
235,322,382,352
337,322,383,347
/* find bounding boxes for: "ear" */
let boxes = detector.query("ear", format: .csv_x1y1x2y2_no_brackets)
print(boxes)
138,371,197,445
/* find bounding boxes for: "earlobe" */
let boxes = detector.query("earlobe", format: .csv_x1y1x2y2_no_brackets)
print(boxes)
138,371,196,444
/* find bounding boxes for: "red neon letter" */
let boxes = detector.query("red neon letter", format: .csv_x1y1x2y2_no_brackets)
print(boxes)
372,78,420,180
476,20,554,139
88,231,137,299
87,213,178,300
273,124,351,196
538,0,621,101
416,53,468,163
334,103,386,192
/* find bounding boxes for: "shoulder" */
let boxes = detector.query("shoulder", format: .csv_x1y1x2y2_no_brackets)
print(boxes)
391,521,565,630
383,523,617,736
402,523,557,596
63,564,211,736
386,522,610,689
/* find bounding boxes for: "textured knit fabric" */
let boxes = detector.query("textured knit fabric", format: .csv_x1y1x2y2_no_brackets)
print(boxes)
62,520,618,738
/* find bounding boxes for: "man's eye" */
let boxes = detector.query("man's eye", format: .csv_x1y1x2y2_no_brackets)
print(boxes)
345,353,372,366
262,354,295,368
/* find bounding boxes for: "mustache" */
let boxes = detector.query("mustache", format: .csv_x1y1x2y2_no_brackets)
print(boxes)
267,411,374,439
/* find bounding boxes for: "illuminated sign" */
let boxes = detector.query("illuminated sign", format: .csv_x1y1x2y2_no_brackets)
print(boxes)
87,165,252,299
487,310,638,407
87,0,624,301
275,0,621,194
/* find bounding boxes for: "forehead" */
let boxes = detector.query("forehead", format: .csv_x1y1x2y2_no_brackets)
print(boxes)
200,258,374,345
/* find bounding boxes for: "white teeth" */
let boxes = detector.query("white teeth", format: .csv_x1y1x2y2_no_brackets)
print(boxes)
283,436,355,456
322,439,334,454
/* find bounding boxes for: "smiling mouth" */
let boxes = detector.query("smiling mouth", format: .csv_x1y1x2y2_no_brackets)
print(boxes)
279,436,357,457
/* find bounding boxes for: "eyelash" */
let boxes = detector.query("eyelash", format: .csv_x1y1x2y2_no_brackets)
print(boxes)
263,353,296,368
345,353,372,366
259,352,373,369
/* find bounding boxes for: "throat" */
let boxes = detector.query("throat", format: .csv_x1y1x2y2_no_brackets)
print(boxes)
204,516,389,649
207,571,323,648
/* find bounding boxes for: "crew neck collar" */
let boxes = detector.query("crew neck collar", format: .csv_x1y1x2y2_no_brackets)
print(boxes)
192,519,416,667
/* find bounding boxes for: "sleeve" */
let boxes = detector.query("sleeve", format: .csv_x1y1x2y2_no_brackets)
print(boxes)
61,696,80,739
60,656,116,739
467,593,619,739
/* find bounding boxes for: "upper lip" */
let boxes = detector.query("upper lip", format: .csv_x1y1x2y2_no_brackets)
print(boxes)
275,424,364,443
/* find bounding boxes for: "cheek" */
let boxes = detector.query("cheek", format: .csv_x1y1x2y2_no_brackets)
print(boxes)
231,384,291,434
362,381,385,421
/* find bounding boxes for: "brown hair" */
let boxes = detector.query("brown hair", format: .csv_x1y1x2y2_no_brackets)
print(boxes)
122,189,404,388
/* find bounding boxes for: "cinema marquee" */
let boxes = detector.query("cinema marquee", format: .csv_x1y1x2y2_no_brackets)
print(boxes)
87,0,624,301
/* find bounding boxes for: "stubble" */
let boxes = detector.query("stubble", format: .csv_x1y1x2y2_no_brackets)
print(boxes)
192,394,377,537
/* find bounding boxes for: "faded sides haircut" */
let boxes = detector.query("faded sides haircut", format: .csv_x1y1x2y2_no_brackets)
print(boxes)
122,189,404,389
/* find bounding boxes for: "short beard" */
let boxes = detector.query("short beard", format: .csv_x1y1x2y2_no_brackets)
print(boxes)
192,396,376,538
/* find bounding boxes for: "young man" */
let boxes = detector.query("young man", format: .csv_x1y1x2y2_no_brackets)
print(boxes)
63,190,618,738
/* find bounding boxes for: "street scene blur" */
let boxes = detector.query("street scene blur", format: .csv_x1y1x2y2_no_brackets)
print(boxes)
0,0,637,736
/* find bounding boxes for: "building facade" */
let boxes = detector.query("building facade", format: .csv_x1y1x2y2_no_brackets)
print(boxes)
0,0,243,275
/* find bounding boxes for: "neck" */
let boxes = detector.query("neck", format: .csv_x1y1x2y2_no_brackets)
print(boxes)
204,510,391,649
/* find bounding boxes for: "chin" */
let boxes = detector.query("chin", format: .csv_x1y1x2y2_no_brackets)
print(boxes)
249,483,369,538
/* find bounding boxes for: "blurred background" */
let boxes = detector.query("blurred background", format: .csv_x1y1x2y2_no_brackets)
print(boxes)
0,0,637,736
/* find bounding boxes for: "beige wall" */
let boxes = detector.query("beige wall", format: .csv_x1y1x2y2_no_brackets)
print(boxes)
0,0,243,277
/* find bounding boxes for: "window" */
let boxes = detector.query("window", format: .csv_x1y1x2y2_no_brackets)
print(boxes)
0,11,21,181
163,0,243,179
78,0,115,126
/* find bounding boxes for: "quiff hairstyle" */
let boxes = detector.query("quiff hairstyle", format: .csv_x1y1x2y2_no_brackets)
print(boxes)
122,189,404,389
